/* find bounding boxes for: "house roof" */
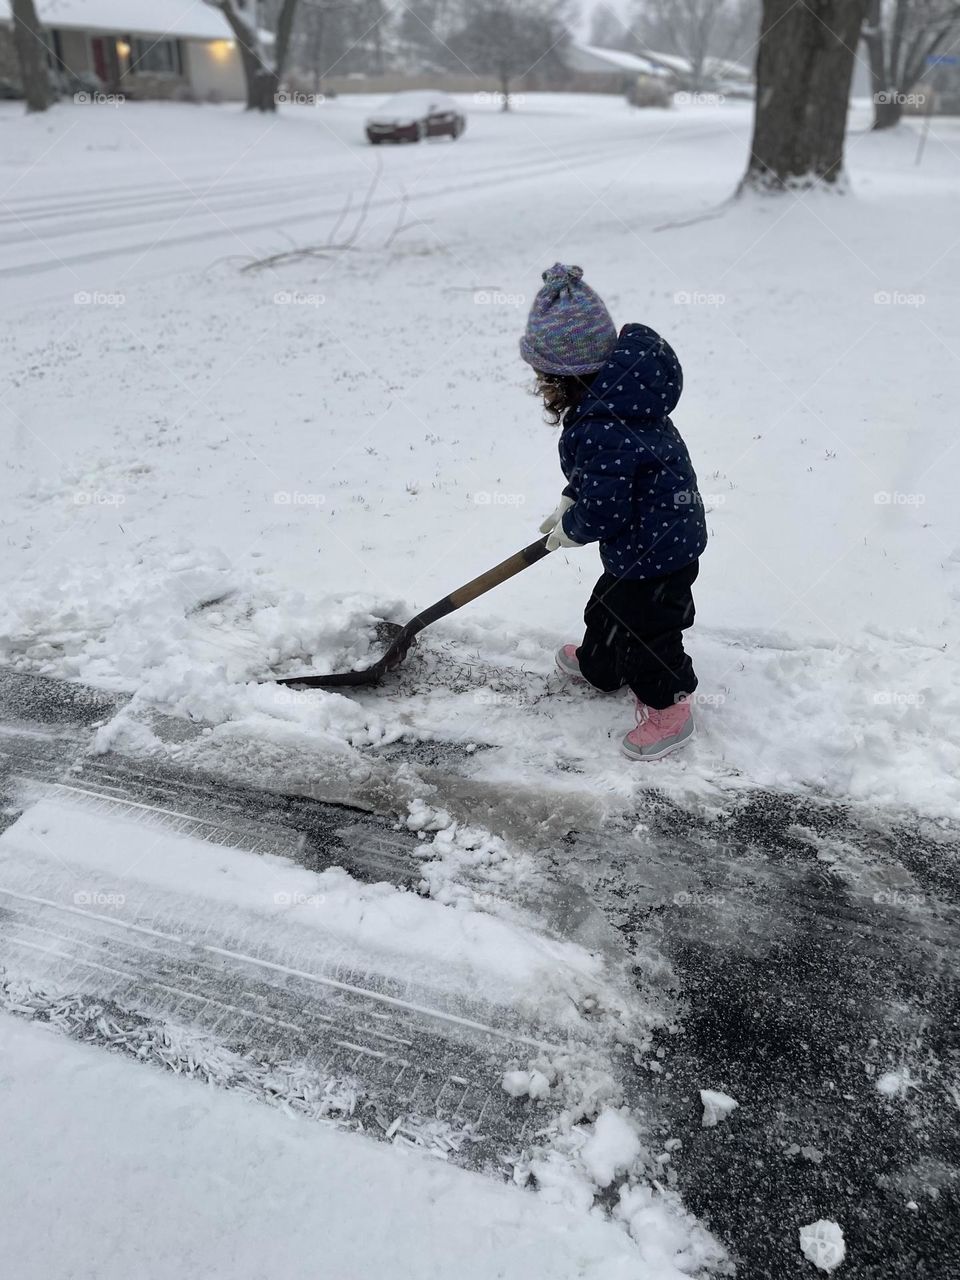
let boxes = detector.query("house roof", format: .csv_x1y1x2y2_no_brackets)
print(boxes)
565,43,668,78
640,49,690,76
705,56,753,82
643,48,753,81
0,0,233,40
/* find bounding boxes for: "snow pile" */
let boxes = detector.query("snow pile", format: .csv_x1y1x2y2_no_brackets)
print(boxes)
500,1048,726,1274
616,1184,725,1278
0,542,396,701
6,547,959,819
580,1109,644,1187
513,1106,725,1277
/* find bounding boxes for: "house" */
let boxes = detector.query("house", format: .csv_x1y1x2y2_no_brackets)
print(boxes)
642,49,754,96
561,42,674,98
0,0,245,101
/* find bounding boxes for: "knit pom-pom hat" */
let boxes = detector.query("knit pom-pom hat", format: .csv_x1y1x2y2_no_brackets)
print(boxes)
519,263,617,377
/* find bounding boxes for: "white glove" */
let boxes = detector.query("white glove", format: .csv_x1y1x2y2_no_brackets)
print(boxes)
546,520,584,551
539,494,574,535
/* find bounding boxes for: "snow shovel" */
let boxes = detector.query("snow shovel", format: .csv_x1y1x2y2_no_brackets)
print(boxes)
275,535,553,689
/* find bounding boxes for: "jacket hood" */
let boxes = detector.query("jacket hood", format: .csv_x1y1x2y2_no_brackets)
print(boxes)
568,323,683,425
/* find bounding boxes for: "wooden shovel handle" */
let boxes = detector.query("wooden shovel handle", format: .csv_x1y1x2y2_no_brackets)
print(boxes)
445,534,553,611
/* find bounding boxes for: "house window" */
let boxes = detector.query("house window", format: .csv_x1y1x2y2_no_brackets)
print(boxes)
129,37,183,76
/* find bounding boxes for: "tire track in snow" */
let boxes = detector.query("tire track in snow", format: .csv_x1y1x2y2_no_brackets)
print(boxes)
0,125,731,280
0,670,627,1178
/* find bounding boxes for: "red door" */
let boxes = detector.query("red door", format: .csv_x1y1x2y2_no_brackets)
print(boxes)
90,37,119,88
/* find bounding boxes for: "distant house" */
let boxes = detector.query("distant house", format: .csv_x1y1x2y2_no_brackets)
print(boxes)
561,42,676,102
0,0,245,101
562,42,673,95
642,49,754,95
558,42,754,104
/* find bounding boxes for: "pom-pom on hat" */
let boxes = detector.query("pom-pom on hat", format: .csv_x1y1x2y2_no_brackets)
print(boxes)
519,263,617,377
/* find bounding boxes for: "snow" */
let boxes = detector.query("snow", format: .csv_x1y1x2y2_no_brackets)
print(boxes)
503,1067,552,1099
1,86,959,1275
0,796,628,1035
699,1088,739,1128
641,51,752,82
580,1108,644,1188
798,1218,846,1272
0,789,727,1276
875,1067,916,1098
0,1014,672,1280
0,94,956,820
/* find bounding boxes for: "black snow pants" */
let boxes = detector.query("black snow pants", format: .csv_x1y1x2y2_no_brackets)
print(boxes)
576,560,699,710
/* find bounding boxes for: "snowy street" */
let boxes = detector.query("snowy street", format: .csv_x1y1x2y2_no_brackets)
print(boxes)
1,85,959,1278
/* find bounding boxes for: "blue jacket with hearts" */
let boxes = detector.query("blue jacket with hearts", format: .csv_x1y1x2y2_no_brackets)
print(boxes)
558,323,707,580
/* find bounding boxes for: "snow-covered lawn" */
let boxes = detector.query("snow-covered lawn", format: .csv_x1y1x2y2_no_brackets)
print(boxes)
1,90,959,1276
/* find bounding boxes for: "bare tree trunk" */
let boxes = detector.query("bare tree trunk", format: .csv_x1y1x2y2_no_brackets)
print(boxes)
863,0,960,133
690,49,706,92
741,0,869,191
873,94,904,128
689,11,714,93
248,64,280,111
864,7,904,132
310,13,326,98
274,0,300,76
371,2,385,75
863,0,890,128
11,0,51,113
218,0,300,112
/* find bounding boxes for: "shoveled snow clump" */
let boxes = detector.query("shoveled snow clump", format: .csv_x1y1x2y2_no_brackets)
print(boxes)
579,1109,644,1188
699,1089,739,1128
502,1069,551,1100
799,1219,846,1272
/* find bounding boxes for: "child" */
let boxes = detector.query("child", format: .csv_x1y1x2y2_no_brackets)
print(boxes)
520,263,707,761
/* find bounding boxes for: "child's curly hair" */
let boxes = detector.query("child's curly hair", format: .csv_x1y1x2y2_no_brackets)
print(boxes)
533,371,595,426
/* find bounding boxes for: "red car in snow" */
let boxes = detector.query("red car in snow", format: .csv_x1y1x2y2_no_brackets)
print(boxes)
365,91,466,144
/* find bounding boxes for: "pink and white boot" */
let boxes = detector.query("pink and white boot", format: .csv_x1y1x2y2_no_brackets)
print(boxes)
555,644,584,680
622,696,694,761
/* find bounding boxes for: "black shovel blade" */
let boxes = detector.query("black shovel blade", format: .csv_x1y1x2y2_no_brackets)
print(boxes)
271,536,551,691
275,621,413,689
